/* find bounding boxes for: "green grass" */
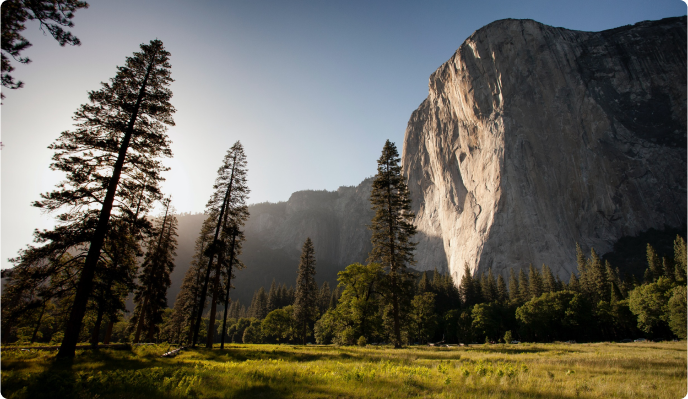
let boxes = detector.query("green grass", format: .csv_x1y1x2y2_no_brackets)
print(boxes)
1,341,686,398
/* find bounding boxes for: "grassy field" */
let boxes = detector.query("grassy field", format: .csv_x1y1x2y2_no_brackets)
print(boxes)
1,341,685,398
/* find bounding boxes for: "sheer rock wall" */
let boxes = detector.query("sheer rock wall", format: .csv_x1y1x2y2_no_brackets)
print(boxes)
402,17,687,283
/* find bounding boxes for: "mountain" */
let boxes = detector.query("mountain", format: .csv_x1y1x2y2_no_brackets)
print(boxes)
402,17,687,283
167,179,375,306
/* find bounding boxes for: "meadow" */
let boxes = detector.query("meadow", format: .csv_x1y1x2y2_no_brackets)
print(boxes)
1,341,685,399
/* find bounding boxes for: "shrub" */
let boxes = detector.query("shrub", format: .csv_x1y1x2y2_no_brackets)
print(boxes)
357,336,367,346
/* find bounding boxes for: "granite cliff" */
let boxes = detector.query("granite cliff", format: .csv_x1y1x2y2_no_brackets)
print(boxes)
402,17,687,283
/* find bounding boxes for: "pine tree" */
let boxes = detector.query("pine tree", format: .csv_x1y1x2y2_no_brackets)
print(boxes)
674,235,687,283
508,269,519,303
528,264,544,299
267,280,279,313
542,264,556,293
317,282,331,315
459,263,476,308
496,274,509,303
485,268,497,303
249,287,268,320
191,141,250,347
569,273,581,292
367,140,416,348
518,269,529,302
131,200,178,343
294,238,318,345
168,215,214,344
52,39,174,358
418,272,431,293
644,244,663,283
576,243,591,295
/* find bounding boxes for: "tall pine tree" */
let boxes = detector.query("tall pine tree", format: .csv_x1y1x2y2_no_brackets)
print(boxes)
54,39,175,358
293,238,318,345
192,141,249,347
367,140,416,348
131,199,178,343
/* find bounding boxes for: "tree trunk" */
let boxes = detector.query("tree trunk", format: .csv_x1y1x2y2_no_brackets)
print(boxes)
90,303,104,346
2,320,11,344
220,232,238,349
30,302,47,344
146,321,156,342
205,260,222,348
103,319,114,344
133,297,149,343
192,160,236,346
57,54,157,359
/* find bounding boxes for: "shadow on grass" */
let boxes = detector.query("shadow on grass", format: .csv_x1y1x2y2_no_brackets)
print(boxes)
225,385,288,399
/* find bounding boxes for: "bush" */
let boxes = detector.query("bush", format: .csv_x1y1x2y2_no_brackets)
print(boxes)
504,330,513,344
357,336,367,346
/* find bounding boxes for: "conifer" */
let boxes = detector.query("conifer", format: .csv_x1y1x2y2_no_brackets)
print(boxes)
53,39,175,358
367,140,416,348
646,244,662,283
496,274,509,303
674,235,687,283
518,269,530,302
191,141,250,347
250,287,268,320
528,264,544,299
267,280,279,313
508,269,519,303
542,264,556,293
294,238,318,345
131,199,178,343
317,282,331,315
459,263,476,307
569,273,581,292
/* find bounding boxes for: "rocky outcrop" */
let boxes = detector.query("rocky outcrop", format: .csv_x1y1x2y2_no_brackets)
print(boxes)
402,17,687,283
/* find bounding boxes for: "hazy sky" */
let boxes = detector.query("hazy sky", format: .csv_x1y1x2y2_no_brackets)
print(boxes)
1,0,685,269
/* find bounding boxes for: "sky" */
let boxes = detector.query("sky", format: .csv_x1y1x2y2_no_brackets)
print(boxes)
1,0,686,269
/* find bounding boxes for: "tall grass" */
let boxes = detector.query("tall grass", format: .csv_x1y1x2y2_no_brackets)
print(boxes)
2,341,685,398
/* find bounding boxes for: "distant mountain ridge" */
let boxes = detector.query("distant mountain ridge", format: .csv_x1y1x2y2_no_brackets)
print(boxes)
168,178,377,306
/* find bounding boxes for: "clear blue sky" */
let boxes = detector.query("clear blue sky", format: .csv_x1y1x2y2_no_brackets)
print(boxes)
1,0,686,269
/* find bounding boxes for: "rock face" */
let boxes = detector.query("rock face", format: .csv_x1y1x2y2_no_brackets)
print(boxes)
402,17,687,283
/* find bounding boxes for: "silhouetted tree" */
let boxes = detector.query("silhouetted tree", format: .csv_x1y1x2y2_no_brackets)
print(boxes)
293,238,318,345
192,141,250,347
131,199,178,343
54,39,175,358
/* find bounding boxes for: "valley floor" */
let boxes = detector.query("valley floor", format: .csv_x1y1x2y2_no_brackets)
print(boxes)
1,341,685,398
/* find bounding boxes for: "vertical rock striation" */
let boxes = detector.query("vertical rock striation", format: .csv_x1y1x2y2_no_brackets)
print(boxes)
402,17,687,283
